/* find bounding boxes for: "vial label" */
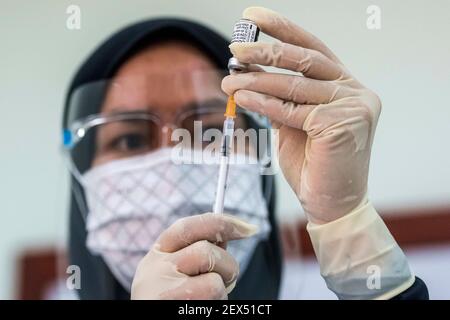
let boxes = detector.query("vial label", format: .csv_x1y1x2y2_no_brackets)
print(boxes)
231,20,259,43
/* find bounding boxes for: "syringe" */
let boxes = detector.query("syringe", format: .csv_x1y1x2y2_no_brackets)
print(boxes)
213,18,259,214
212,95,236,214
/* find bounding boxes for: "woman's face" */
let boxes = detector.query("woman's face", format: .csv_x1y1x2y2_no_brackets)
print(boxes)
92,41,247,166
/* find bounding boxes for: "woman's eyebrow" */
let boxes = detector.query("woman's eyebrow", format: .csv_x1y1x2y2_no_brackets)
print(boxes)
103,97,228,115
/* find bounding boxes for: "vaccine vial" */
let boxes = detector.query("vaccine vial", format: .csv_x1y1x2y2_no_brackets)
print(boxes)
228,19,260,73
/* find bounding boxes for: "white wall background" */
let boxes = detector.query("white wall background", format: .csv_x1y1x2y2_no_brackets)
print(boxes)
0,0,449,299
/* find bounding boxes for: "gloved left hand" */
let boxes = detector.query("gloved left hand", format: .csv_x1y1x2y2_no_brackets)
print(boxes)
131,213,257,299
222,7,382,225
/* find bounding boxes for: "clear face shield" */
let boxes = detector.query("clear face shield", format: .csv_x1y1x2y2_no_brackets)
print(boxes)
63,70,271,177
61,69,275,291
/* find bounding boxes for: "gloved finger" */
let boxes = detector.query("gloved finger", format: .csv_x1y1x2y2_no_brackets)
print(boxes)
229,42,344,81
222,72,346,105
159,272,227,300
242,7,342,64
233,89,316,130
157,212,258,253
174,240,239,288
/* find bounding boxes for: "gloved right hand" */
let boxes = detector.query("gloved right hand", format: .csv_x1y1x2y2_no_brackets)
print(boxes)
131,212,258,300
222,7,382,225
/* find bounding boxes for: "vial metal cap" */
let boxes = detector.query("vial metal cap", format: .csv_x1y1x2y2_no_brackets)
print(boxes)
227,57,247,74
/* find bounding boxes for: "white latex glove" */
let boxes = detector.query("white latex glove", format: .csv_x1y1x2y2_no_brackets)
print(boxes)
222,7,382,224
131,213,258,300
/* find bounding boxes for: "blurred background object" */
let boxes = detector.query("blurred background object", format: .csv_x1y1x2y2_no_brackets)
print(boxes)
1,0,449,299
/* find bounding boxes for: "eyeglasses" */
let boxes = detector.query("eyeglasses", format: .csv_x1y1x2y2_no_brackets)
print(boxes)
64,102,264,174
63,72,270,176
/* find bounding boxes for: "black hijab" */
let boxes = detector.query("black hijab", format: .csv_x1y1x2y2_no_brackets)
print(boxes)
63,18,282,299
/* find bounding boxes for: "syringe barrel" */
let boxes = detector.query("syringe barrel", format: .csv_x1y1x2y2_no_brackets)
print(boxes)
213,117,235,214
213,155,229,214
220,117,235,157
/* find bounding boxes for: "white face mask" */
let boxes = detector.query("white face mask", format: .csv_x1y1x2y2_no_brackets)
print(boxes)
80,148,271,292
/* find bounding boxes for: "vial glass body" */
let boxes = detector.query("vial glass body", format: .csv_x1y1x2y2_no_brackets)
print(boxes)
228,19,260,73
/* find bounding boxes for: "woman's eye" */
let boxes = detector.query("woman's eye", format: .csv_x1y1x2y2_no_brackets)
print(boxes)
112,133,148,152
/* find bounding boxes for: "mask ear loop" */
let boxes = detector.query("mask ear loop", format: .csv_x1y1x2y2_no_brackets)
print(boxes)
60,146,90,223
